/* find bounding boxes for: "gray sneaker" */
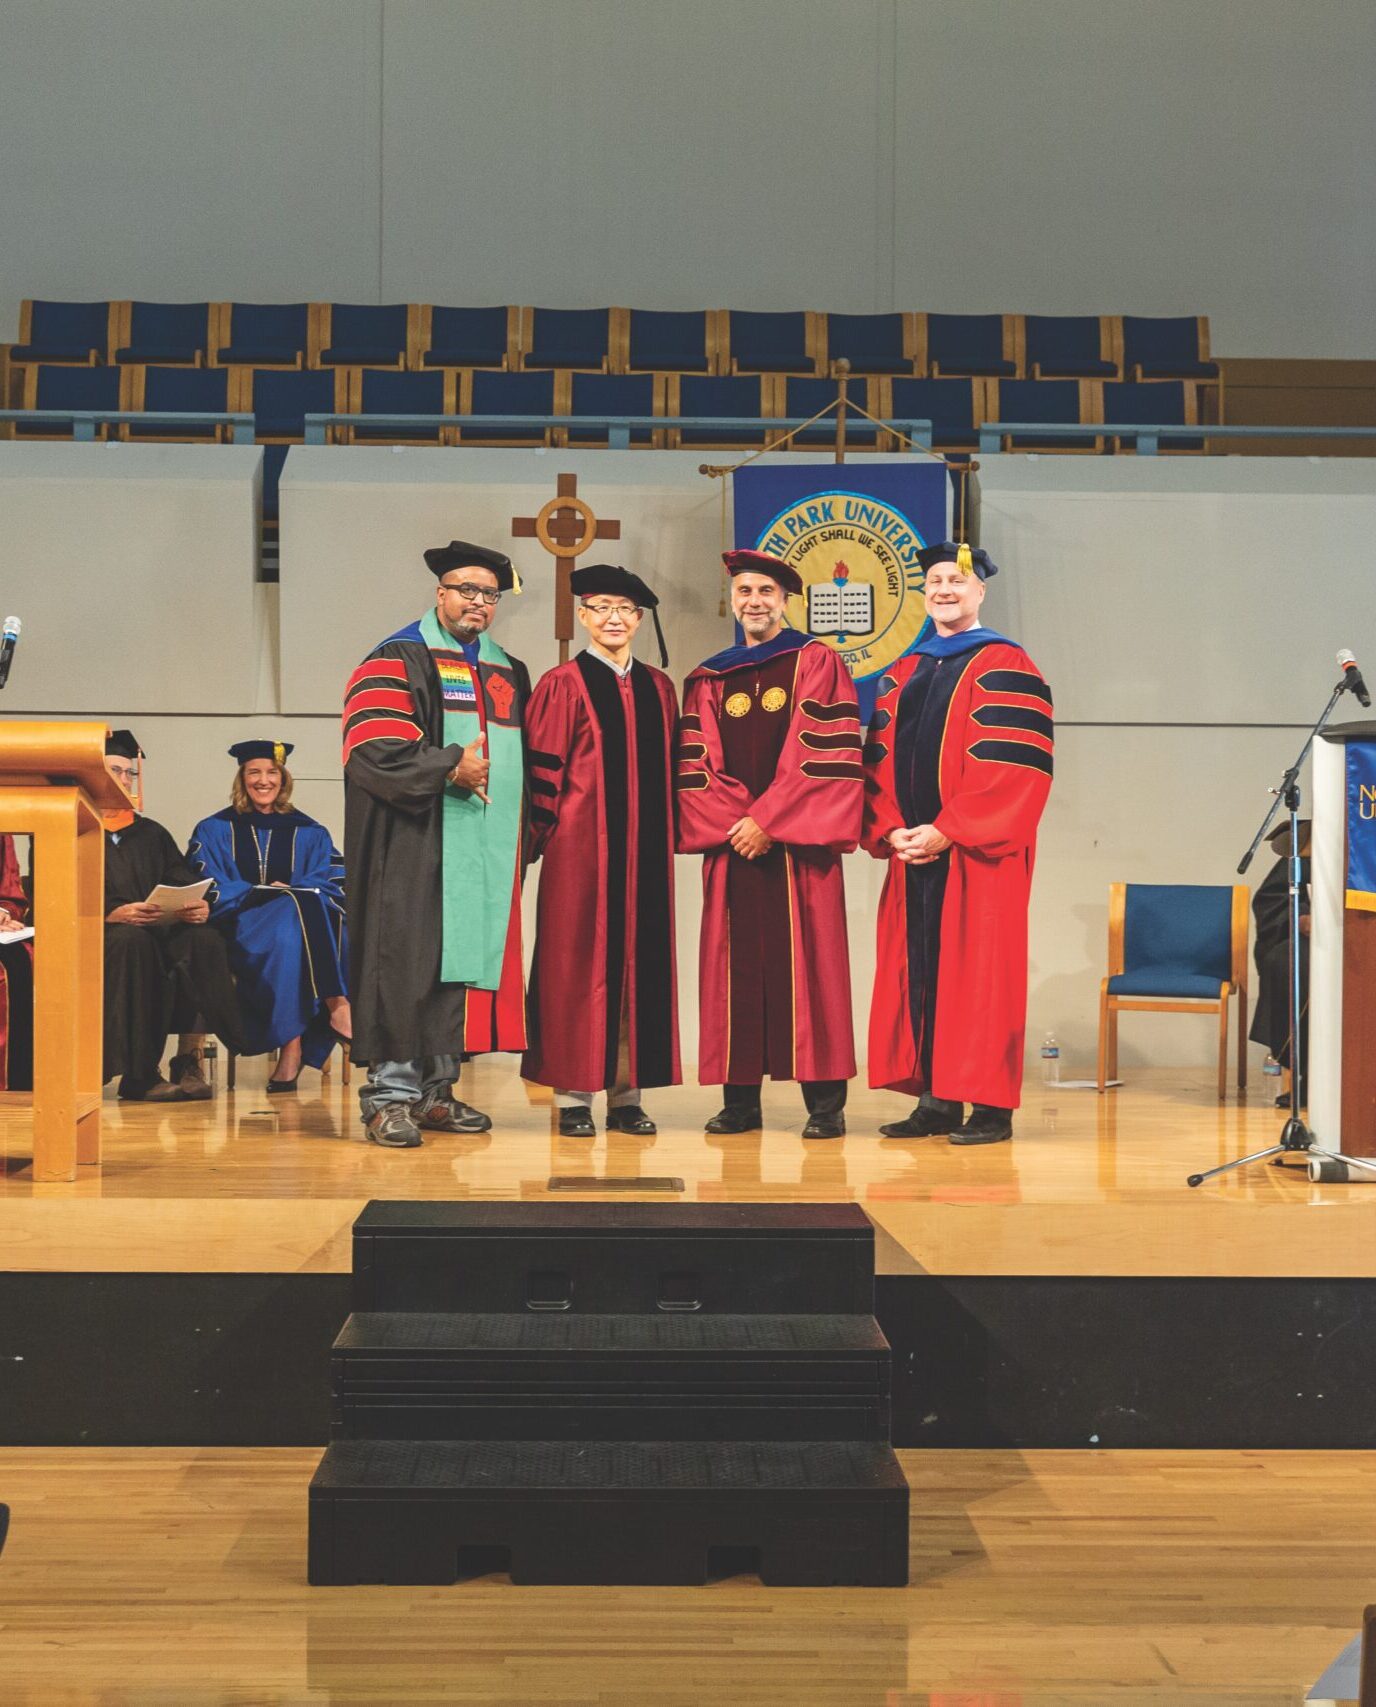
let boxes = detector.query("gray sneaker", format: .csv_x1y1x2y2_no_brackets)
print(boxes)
363,1103,423,1148
414,1089,492,1133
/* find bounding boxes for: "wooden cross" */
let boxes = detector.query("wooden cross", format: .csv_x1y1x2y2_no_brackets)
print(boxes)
512,472,621,664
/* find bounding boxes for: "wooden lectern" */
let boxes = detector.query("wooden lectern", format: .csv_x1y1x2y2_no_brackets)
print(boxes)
1311,721,1376,1159
0,722,127,1182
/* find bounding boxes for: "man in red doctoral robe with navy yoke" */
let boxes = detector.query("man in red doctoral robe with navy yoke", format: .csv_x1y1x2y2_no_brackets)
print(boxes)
863,541,1052,1145
678,548,862,1140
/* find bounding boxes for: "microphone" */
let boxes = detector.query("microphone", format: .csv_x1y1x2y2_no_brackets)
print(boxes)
0,618,19,691
1338,648,1372,709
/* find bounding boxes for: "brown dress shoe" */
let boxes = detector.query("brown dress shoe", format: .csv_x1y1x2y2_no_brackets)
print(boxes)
168,1052,213,1101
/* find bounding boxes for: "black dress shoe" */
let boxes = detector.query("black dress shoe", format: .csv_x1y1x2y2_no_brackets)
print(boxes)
801,1112,846,1140
558,1107,597,1137
606,1105,656,1135
949,1104,1014,1145
266,1069,301,1094
704,1107,762,1134
879,1100,964,1138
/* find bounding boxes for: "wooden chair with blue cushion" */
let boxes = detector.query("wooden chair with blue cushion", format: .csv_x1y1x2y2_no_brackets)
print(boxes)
1097,882,1250,1099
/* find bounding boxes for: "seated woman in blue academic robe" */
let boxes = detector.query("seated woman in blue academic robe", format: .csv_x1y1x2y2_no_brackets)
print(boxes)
187,740,351,1091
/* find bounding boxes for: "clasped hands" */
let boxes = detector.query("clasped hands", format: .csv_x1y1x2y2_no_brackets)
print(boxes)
889,823,951,865
727,815,772,860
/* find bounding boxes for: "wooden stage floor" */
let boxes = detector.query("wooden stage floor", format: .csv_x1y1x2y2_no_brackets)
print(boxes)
0,1061,1369,1279
0,1444,1369,1705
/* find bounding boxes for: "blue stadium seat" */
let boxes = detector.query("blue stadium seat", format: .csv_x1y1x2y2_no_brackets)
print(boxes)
675,374,772,446
261,444,290,525
524,308,610,371
888,378,980,450
926,313,1015,378
465,369,556,443
1101,380,1201,450
12,300,111,364
824,312,910,375
127,365,231,440
1024,315,1116,379
421,306,510,368
115,302,212,366
319,303,409,368
988,378,1098,451
217,303,309,367
16,363,122,436
727,310,811,374
247,368,341,439
626,308,712,373
782,378,879,447
1121,316,1218,381
568,372,657,445
354,369,449,442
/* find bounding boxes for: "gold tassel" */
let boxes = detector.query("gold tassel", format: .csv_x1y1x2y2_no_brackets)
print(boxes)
955,540,974,577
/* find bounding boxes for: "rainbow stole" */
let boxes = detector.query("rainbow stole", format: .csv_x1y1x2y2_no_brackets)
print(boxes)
419,608,523,989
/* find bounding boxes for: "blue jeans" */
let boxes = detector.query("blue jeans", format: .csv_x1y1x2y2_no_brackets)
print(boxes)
360,1055,459,1118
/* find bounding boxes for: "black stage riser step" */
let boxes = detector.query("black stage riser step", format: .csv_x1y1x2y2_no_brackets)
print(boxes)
332,1399,887,1442
353,1202,874,1315
308,1438,909,1587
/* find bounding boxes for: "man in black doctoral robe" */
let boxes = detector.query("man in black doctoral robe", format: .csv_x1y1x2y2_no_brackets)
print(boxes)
102,730,243,1100
1249,818,1310,1102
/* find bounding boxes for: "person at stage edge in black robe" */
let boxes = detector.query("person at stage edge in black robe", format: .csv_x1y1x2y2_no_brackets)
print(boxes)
102,730,243,1101
0,833,34,1091
1249,818,1310,1103
344,542,532,1150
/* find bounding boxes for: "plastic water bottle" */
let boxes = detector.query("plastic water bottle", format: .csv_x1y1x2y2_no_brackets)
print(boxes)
1040,1032,1060,1085
1263,1054,1282,1079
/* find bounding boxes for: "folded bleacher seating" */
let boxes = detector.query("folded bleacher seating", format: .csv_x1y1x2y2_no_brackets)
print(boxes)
824,312,911,375
12,299,112,365
568,372,658,445
217,303,310,368
17,362,122,436
782,377,879,447
626,308,712,373
420,306,512,369
887,376,981,450
127,364,231,440
317,303,410,369
1101,379,1200,450
674,373,773,446
1121,315,1218,381
987,378,1099,451
245,367,343,440
465,368,556,444
1023,314,1117,379
353,368,450,443
925,312,1015,378
523,307,611,372
726,310,813,375
114,301,211,366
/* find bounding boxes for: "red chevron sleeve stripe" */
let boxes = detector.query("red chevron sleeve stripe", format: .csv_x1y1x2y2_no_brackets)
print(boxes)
342,715,424,764
345,686,416,716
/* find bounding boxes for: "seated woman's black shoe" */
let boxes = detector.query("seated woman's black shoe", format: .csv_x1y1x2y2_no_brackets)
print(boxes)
606,1105,656,1135
704,1106,762,1134
880,1099,964,1138
948,1104,1013,1145
266,1064,302,1094
558,1107,597,1137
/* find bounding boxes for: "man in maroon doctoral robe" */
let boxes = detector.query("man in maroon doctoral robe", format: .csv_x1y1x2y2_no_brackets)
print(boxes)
863,542,1053,1145
521,565,680,1137
678,548,862,1139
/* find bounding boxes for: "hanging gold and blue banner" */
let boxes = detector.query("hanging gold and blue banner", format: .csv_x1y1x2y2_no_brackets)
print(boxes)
732,461,949,721
1346,741,1376,911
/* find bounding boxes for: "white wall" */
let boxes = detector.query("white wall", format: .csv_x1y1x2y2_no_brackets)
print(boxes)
2,1,1374,356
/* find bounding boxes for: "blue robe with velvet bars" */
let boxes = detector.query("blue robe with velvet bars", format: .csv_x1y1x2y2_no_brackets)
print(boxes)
187,807,348,1067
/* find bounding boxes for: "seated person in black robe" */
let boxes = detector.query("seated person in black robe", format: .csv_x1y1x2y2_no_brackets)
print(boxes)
1248,818,1310,1102
103,730,243,1102
0,832,34,1091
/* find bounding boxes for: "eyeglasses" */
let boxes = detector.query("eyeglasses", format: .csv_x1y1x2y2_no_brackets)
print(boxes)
440,581,502,605
580,602,641,620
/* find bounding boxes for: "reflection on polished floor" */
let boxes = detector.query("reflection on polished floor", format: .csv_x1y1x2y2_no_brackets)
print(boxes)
0,1444,1370,1705
0,1061,1368,1277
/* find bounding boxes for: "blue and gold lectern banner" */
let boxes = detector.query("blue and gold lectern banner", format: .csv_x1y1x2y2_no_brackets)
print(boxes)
733,461,949,721
1347,742,1376,911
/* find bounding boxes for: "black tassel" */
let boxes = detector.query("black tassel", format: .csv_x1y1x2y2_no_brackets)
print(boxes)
651,606,668,669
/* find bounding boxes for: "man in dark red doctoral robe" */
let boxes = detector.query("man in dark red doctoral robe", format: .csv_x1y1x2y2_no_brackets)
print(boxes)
521,564,680,1137
863,542,1053,1145
678,548,862,1139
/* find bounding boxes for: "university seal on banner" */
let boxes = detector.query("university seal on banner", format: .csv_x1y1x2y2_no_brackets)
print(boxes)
754,490,929,685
